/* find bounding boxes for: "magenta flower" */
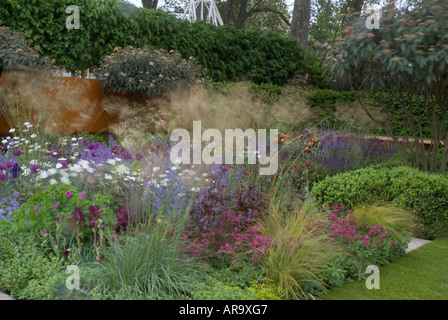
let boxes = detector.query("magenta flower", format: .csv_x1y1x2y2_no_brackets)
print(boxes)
5,161,14,168
57,213,62,223
80,193,85,199
13,149,22,156
51,202,60,210
304,162,311,168
66,191,72,197
34,203,40,213
30,164,41,173
0,173,6,181
43,230,48,237
0,164,6,171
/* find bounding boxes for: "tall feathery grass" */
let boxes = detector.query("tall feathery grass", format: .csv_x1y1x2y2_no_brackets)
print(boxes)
352,203,418,239
259,203,339,300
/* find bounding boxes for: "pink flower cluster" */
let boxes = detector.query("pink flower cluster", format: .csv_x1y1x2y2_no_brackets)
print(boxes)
316,203,395,248
181,209,272,264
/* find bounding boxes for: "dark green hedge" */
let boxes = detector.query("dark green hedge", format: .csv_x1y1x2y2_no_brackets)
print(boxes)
0,0,305,85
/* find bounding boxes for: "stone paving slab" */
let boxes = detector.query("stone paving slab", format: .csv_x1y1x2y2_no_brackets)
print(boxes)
0,292,13,300
405,237,431,254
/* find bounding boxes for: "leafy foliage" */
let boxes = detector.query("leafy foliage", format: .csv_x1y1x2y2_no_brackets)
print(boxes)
0,0,305,84
308,89,355,109
311,166,448,239
0,231,65,299
96,46,204,100
325,0,448,174
0,23,51,71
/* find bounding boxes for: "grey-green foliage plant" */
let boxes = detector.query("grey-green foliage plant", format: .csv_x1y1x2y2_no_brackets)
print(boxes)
83,186,208,300
87,232,208,299
0,23,51,72
325,0,448,174
96,46,205,101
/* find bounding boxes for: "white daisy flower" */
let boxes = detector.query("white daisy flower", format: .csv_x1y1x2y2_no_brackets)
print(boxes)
61,176,71,185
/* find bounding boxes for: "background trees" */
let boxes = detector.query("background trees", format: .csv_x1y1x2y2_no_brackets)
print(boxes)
326,0,448,174
141,0,159,9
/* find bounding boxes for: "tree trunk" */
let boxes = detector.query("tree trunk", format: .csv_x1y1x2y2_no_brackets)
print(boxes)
142,0,158,9
290,0,311,51
224,0,234,24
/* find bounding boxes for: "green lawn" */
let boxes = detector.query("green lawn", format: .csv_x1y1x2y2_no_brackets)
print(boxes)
322,238,448,300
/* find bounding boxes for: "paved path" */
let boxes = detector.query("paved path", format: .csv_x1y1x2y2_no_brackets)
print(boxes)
0,291,13,300
405,237,431,253
0,238,432,300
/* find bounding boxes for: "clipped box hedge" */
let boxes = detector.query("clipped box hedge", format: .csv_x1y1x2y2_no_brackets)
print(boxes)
311,166,448,239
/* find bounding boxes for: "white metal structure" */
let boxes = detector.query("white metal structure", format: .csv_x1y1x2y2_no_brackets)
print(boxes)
183,0,224,26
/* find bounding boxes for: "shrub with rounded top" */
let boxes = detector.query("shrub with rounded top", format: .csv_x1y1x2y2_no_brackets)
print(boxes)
311,166,448,239
0,23,52,73
96,46,205,101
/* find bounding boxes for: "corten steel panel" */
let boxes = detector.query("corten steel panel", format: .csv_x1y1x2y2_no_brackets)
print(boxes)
0,76,118,134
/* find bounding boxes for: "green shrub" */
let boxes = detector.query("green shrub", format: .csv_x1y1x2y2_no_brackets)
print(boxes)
2,184,114,236
303,50,328,89
308,89,356,109
192,277,281,300
0,0,305,85
0,232,65,299
0,23,51,71
311,166,448,239
193,279,255,300
96,46,205,100
246,280,282,300
250,82,284,104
